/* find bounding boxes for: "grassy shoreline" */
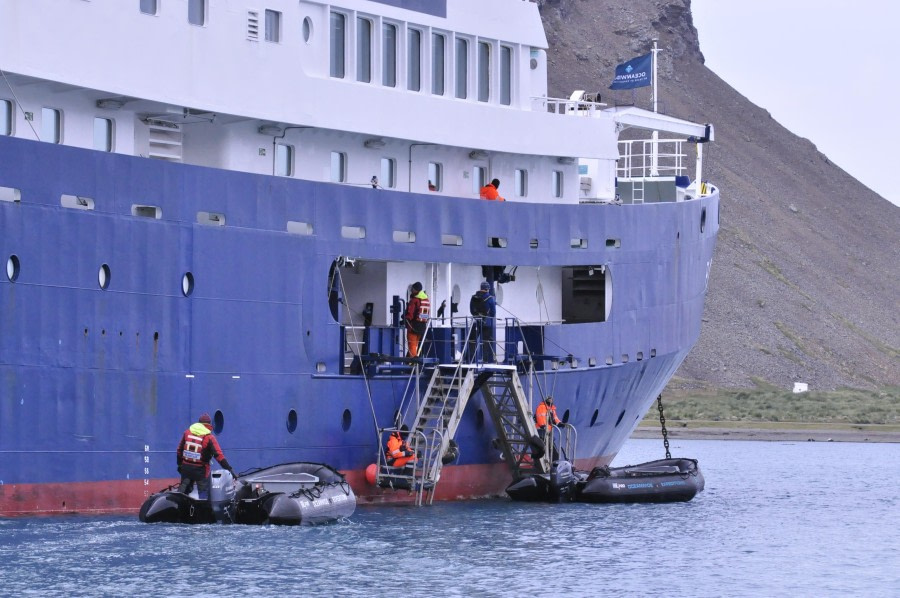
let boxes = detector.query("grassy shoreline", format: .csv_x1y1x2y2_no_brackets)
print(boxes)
632,385,900,443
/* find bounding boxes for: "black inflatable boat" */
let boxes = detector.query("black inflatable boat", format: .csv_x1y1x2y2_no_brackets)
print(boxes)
139,462,356,525
505,457,704,504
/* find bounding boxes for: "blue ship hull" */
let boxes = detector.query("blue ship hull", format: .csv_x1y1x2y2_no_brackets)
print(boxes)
0,136,718,514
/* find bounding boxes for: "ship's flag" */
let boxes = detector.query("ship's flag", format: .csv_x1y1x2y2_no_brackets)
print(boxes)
609,53,652,90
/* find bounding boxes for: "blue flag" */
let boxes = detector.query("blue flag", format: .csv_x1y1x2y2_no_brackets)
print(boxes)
609,53,652,90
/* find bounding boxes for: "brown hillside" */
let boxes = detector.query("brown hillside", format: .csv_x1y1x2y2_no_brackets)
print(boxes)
538,0,900,390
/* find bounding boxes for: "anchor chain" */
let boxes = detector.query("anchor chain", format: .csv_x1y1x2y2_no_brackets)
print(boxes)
656,394,671,459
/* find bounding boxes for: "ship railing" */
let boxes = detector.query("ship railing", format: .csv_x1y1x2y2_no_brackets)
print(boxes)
617,138,689,180
552,422,577,464
532,96,607,117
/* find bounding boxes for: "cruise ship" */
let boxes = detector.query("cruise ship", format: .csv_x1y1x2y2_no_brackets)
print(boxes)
0,0,719,514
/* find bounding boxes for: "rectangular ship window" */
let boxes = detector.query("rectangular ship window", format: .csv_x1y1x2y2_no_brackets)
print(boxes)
275,143,293,177
287,221,313,235
500,46,512,106
265,10,281,42
552,170,564,198
515,169,527,197
428,162,442,191
381,158,396,188
1,99,11,135
330,12,346,78
432,33,445,95
42,108,61,144
477,41,490,102
188,0,206,26
139,0,157,15
331,151,347,182
393,230,416,243
455,38,468,99
472,166,486,194
357,18,372,83
382,23,397,87
93,117,113,152
408,29,422,91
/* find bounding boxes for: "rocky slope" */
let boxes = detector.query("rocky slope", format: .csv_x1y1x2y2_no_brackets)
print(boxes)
538,0,900,390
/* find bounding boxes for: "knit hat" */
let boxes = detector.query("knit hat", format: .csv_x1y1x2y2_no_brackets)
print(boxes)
480,281,490,290
199,413,212,424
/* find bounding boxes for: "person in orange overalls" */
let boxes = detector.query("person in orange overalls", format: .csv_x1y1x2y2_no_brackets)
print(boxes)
479,178,505,201
404,281,430,357
386,428,416,468
535,396,560,442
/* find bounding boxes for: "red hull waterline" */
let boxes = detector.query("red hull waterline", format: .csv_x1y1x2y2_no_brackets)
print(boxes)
0,458,611,517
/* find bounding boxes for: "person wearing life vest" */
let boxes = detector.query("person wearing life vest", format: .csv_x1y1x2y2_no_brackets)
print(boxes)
466,281,497,362
176,413,235,499
479,178,505,201
404,281,430,357
535,396,560,442
386,427,416,468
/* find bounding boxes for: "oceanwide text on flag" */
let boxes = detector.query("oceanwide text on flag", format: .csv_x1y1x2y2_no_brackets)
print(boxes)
609,53,652,90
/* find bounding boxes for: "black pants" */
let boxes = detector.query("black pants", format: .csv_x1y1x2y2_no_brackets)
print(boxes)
465,320,495,363
178,464,210,498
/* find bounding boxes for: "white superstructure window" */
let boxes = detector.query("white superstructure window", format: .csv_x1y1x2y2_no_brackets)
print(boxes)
41,108,61,144
93,118,113,152
0,100,11,136
188,0,206,26
428,162,442,191
382,23,397,87
331,151,347,182
407,29,421,92
265,10,281,42
381,158,396,189
472,166,486,193
139,0,157,16
275,143,293,176
477,42,491,103
431,34,445,96
515,169,527,197
455,38,468,99
552,170,564,198
500,46,512,106
357,18,372,83
330,12,346,79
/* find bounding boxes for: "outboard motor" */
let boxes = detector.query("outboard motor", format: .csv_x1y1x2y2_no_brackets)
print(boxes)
548,459,578,503
209,470,236,523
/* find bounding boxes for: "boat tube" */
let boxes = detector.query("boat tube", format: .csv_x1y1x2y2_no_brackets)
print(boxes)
505,458,704,504
139,462,356,525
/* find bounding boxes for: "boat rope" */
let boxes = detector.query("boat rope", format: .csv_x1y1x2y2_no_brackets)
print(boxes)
656,394,671,459
0,66,41,141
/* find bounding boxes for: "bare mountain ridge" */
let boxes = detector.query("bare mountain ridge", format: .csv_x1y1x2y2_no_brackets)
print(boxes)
537,0,900,390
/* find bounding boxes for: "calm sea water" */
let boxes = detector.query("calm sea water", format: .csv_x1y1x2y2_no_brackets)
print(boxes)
2,439,898,597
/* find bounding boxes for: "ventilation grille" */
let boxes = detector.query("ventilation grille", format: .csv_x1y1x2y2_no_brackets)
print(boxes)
247,10,259,41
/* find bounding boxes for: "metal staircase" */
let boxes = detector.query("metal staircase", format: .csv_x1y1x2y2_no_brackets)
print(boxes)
376,363,549,505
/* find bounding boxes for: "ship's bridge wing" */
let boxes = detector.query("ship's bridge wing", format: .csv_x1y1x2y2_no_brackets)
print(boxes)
603,106,714,142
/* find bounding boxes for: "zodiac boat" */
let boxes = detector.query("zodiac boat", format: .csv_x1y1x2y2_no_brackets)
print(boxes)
139,462,356,525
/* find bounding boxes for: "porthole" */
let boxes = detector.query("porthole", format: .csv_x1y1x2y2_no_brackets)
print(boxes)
701,207,707,233
182,272,195,297
590,409,599,427
214,410,224,434
302,16,313,43
614,409,625,427
6,255,19,282
342,409,352,431
476,409,485,429
287,409,298,433
98,264,111,290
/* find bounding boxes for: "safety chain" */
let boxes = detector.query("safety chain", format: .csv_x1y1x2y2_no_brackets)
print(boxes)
656,394,671,459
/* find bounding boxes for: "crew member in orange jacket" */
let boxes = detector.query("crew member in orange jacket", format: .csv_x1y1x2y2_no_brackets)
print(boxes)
386,428,416,468
479,178,505,201
404,281,430,357
535,396,560,441
176,413,235,498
